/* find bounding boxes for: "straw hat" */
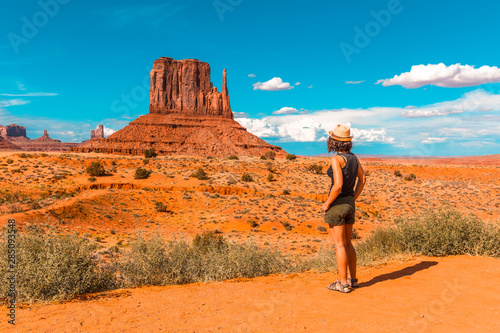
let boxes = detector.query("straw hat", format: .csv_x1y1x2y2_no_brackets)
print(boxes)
329,124,353,142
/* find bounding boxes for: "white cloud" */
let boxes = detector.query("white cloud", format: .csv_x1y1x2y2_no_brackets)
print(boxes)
377,63,500,88
401,89,500,118
0,93,58,97
253,77,294,91
0,99,30,108
308,85,313,89
103,127,116,137
345,80,365,84
295,82,301,86
272,107,299,115
421,137,447,144
352,128,395,143
233,111,248,118
248,74,256,78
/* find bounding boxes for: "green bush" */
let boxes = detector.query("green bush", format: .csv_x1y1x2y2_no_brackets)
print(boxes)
144,148,158,159
191,168,209,180
264,150,276,160
307,164,323,174
286,154,297,161
154,202,168,212
0,229,115,303
266,173,275,182
241,173,253,182
86,162,106,177
134,167,152,180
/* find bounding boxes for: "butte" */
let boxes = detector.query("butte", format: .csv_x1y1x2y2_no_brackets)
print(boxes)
73,57,286,157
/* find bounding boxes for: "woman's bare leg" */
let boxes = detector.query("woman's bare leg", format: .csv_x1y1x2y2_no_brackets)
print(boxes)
329,225,348,284
344,224,357,280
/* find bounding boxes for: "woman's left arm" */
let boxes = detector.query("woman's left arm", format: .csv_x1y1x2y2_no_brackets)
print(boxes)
322,156,343,211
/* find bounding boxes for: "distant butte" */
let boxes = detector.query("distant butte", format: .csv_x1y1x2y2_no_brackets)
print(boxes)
72,57,286,157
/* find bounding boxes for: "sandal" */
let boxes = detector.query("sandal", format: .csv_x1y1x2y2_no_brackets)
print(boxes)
327,279,351,293
347,278,359,288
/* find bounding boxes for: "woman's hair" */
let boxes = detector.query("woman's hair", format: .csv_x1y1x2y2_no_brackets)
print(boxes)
327,136,353,153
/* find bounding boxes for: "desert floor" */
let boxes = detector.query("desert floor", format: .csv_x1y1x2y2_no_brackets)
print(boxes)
0,152,499,332
1,255,499,332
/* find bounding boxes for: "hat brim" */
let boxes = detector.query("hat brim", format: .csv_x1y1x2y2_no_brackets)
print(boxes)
329,133,353,142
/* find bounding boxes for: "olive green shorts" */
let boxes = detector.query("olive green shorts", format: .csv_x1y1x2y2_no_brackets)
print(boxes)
324,196,355,226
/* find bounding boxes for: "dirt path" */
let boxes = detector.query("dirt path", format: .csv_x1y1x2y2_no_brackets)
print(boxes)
2,255,499,332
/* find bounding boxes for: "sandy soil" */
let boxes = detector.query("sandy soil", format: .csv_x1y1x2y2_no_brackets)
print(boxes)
2,255,499,332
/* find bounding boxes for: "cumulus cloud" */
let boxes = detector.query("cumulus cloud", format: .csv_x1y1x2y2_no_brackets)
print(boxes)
253,77,294,91
295,82,301,86
308,85,313,89
377,63,500,88
345,80,365,84
103,127,116,137
401,89,500,118
272,107,299,115
248,74,256,78
0,92,58,97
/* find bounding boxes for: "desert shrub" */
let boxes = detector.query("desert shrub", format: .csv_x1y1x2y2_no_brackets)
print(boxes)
266,173,275,182
307,164,323,174
260,156,267,160
286,154,297,161
403,173,417,181
281,221,293,231
154,202,168,212
40,153,48,157
144,148,158,159
6,159,13,164
116,231,291,287
266,161,275,173
191,168,209,180
264,150,276,160
134,167,152,180
228,155,239,160
143,158,150,165
88,177,96,182
282,189,291,195
0,229,115,303
241,173,253,182
86,162,106,177
18,153,27,158
248,219,259,228
110,160,116,166
394,170,402,177
317,225,327,233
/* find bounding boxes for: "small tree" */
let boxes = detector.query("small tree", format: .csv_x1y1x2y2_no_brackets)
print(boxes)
86,161,106,177
286,154,297,161
134,167,152,179
264,150,276,160
144,148,158,158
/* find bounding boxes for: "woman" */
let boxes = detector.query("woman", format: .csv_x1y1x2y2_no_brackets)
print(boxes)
322,124,366,293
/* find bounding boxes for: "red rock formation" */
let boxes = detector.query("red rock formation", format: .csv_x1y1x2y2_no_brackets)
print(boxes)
72,57,286,157
0,136,20,150
90,125,105,140
4,124,26,137
32,129,61,142
149,58,233,119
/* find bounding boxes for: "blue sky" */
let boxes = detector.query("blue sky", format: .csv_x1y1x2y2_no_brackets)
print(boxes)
1,0,499,156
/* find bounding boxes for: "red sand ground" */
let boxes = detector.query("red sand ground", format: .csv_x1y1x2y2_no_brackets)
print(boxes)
2,255,499,332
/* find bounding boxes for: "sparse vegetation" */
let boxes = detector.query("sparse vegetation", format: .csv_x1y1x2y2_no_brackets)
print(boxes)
286,154,297,161
154,202,168,212
86,161,106,177
241,173,253,182
264,150,276,160
266,173,275,182
307,164,323,174
134,167,152,180
144,148,158,159
228,155,239,160
143,158,150,165
403,173,417,181
6,159,13,164
394,170,402,177
191,168,209,180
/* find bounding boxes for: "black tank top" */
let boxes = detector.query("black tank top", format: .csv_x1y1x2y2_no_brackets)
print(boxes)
327,152,359,198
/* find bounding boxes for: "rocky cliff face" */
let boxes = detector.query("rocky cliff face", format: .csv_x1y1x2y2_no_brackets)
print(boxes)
1,124,27,137
91,125,105,139
149,58,233,119
72,57,285,157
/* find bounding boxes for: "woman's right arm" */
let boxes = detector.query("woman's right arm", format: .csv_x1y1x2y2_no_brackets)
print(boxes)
353,159,366,201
